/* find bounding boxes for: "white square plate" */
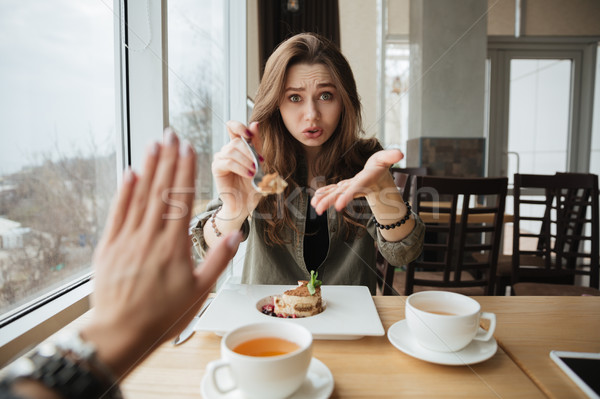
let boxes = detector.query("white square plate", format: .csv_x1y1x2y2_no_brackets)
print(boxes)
196,284,384,340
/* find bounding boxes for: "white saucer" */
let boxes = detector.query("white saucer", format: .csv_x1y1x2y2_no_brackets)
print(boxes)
387,319,497,366
200,357,334,399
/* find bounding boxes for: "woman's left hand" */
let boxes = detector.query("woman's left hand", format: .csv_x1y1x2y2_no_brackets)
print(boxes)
311,149,404,215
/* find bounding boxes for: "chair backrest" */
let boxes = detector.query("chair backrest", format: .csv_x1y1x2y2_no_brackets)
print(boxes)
555,172,599,269
391,171,409,194
406,176,508,295
374,167,429,295
512,173,599,289
390,167,429,200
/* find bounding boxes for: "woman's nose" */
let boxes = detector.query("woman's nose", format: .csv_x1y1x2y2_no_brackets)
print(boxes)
304,100,320,121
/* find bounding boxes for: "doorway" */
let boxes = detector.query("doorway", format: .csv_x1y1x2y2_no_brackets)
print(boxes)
486,40,597,184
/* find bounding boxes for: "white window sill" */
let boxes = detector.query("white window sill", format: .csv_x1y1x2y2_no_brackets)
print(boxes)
0,280,92,368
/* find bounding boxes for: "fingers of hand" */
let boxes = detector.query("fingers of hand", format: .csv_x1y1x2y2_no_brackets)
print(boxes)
331,179,366,211
248,121,259,135
213,141,257,178
374,149,404,167
334,190,359,212
247,121,263,155
194,231,242,290
102,168,138,244
312,183,346,214
226,120,264,159
312,179,370,214
140,129,181,232
163,140,197,236
226,120,254,141
122,141,161,232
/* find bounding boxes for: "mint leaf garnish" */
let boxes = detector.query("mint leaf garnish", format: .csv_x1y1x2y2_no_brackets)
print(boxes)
307,270,322,296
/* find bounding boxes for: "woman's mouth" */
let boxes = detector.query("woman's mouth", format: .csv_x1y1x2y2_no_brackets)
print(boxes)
303,127,323,138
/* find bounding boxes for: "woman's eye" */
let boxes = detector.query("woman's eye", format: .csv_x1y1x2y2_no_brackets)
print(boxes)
320,92,332,101
289,94,301,102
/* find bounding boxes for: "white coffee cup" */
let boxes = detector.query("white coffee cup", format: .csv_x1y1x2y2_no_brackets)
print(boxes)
405,291,496,352
205,322,313,399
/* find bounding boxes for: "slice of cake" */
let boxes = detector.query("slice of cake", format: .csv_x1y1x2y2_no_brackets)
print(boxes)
272,271,323,318
273,280,323,318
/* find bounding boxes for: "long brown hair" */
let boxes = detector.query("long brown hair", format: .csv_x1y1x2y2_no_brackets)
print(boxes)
251,33,380,245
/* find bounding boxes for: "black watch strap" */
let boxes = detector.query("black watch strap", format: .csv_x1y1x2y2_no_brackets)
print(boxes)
25,349,121,399
1,331,122,399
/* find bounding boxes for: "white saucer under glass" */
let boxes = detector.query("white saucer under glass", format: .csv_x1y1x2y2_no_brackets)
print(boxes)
201,357,334,399
387,319,497,366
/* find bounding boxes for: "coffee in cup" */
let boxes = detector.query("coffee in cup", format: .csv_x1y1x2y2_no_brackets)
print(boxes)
206,322,313,399
405,291,496,352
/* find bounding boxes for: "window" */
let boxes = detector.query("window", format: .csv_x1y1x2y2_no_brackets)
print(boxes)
0,2,116,319
0,0,245,359
507,58,572,179
167,0,228,211
379,0,411,166
166,0,246,283
382,40,410,166
591,43,600,177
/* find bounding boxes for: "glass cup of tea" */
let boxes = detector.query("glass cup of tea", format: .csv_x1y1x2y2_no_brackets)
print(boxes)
206,322,313,399
405,291,496,352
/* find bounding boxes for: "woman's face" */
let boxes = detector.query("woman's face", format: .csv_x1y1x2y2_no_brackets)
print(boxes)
279,63,342,152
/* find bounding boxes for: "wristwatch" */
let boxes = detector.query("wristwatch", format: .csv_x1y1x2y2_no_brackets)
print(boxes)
0,330,122,399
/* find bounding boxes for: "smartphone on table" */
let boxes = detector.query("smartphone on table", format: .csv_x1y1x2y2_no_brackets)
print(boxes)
550,350,600,399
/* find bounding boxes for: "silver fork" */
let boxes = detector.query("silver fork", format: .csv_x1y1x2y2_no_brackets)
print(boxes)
241,138,265,190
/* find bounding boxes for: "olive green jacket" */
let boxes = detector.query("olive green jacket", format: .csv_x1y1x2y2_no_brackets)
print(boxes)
191,187,425,294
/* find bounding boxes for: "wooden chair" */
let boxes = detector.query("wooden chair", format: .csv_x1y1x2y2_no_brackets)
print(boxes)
510,173,600,296
401,176,508,296
390,166,429,200
376,167,428,295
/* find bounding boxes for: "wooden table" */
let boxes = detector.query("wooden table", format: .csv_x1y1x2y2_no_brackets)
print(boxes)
60,296,598,398
477,296,600,399
114,296,599,399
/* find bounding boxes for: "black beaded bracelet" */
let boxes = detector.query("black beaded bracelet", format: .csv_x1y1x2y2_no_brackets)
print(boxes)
373,201,412,230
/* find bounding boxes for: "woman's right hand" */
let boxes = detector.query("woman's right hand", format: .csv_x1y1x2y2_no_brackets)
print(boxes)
212,120,263,218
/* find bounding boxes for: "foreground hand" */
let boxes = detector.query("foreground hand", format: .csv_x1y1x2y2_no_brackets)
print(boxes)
81,129,242,379
311,149,404,215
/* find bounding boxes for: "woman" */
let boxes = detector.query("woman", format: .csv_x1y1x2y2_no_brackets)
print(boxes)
194,33,424,294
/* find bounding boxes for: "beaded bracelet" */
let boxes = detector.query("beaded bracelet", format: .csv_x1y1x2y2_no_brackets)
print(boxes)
373,201,412,230
210,206,223,237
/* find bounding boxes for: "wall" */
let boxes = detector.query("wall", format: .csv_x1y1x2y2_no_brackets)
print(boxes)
487,0,600,36
339,0,379,136
388,0,410,36
247,0,600,139
409,0,488,140
246,0,379,136
406,0,488,175
247,0,259,103
390,0,600,38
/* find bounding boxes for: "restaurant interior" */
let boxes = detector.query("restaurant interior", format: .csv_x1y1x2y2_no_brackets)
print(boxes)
0,1,599,398
243,0,600,298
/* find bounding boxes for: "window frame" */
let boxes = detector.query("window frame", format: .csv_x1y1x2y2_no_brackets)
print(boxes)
487,37,599,180
0,0,246,367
